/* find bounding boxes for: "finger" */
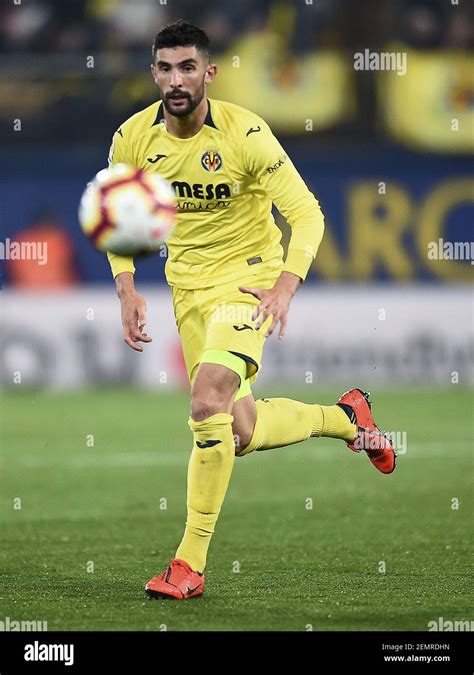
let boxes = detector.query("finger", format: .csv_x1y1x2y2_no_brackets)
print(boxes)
265,316,279,338
255,306,272,330
278,315,287,340
252,302,265,322
138,312,147,329
124,335,143,352
132,330,152,343
239,286,263,301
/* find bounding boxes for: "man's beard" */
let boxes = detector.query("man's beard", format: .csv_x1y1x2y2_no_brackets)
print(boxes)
161,82,205,118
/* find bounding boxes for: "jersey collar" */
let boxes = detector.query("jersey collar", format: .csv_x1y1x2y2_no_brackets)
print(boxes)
152,99,218,129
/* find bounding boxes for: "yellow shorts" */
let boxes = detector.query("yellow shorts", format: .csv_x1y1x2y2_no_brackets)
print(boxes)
171,270,281,398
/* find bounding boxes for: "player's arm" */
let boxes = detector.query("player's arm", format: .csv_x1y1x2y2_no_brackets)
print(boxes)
115,271,151,352
107,128,151,352
240,120,325,338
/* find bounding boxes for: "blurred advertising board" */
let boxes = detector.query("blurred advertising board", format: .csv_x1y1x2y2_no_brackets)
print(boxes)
1,287,471,389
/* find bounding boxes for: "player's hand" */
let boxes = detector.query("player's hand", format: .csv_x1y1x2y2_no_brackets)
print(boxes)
119,290,152,352
239,273,301,340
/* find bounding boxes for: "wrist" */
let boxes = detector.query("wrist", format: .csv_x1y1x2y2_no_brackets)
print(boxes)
276,271,302,297
115,272,136,299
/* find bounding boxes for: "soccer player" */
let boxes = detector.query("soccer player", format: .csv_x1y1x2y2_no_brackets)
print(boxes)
107,20,396,600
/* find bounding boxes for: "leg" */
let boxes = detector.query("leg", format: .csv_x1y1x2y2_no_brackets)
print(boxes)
145,295,244,599
233,390,395,474
234,394,358,457
174,362,240,573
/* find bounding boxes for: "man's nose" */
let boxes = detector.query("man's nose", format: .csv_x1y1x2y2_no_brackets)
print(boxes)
170,70,183,87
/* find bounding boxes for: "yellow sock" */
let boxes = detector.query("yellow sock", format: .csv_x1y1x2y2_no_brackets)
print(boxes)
237,398,356,456
175,412,235,573
315,404,357,441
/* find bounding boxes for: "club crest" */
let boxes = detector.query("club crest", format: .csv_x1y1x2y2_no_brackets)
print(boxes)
201,150,223,173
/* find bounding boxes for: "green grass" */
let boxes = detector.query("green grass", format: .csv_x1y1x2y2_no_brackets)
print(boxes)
0,387,472,631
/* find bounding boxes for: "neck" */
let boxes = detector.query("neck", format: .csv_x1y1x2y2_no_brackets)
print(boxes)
163,97,209,139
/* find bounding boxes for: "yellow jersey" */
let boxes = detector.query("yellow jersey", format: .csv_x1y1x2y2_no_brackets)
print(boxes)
107,97,324,289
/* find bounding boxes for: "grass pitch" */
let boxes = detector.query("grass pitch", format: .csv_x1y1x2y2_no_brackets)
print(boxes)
1,387,472,631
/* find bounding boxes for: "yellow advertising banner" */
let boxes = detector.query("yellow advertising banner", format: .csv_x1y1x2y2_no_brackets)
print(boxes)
379,45,474,153
209,32,353,133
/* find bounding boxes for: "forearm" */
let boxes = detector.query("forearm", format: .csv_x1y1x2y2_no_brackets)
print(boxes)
115,271,136,298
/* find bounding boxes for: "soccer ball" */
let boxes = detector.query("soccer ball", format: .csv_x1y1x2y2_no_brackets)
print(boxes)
79,163,177,255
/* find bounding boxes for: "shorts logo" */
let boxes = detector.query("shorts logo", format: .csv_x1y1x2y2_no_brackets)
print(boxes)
201,150,223,173
233,324,253,332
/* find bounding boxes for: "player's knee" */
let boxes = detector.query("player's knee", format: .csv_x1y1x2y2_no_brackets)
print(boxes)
190,364,240,421
190,390,231,421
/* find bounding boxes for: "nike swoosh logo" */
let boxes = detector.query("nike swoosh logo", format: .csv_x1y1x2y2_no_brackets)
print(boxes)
147,153,167,164
196,439,223,449
233,324,253,331
186,583,202,595
246,126,261,137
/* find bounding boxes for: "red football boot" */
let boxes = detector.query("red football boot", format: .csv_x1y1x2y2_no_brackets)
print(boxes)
145,559,205,600
337,388,396,474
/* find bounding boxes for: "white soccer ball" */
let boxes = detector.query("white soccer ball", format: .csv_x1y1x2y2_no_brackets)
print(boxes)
79,163,177,255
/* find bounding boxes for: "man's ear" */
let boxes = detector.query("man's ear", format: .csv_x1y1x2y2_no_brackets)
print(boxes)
205,64,217,85
150,63,158,86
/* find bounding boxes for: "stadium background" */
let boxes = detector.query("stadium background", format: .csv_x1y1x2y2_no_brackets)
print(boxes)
0,0,472,633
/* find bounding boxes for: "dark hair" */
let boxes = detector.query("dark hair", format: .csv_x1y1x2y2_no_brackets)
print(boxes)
152,20,210,60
